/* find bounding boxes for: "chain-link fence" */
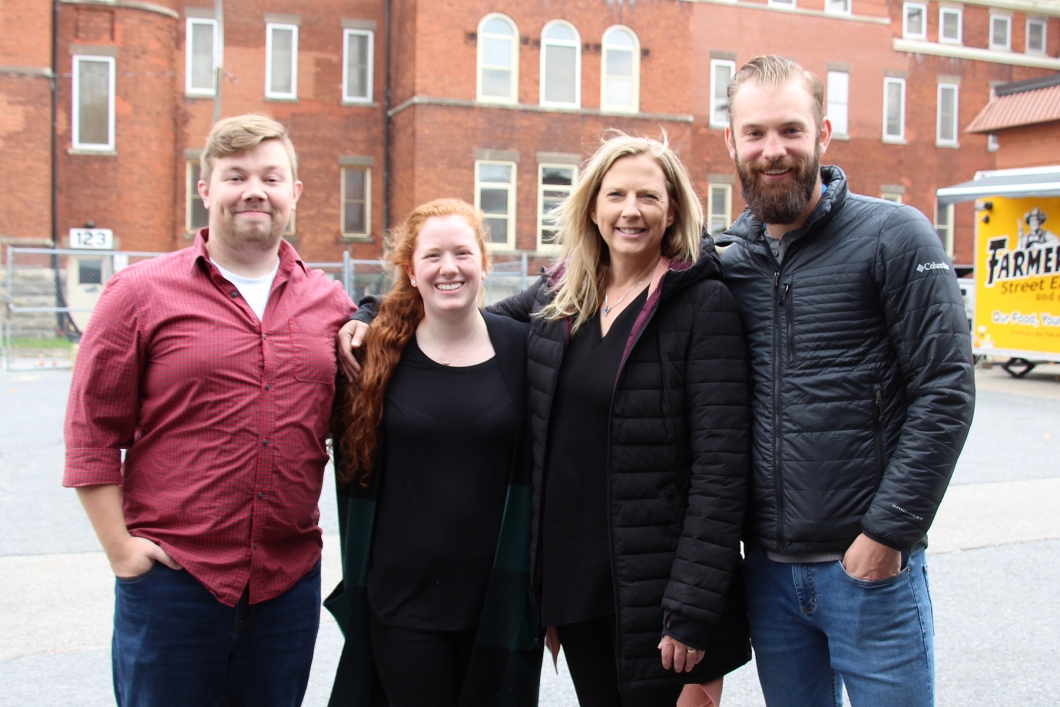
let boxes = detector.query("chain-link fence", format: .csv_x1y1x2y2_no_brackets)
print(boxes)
3,247,536,371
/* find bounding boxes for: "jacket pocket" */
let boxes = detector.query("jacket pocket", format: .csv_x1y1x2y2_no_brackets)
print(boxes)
782,281,795,363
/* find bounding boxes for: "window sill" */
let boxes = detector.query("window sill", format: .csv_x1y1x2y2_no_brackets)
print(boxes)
68,147,117,156
265,96,299,103
185,91,217,99
340,234,374,243
708,121,728,130
882,137,907,145
936,141,960,149
342,99,378,108
831,133,850,141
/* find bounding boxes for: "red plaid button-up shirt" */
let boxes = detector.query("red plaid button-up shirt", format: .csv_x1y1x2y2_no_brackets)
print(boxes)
64,230,354,606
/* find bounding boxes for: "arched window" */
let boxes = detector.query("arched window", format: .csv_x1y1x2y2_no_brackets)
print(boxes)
540,21,580,108
477,14,518,103
601,26,639,113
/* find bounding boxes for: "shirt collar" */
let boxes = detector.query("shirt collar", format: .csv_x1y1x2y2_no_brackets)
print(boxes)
190,228,306,279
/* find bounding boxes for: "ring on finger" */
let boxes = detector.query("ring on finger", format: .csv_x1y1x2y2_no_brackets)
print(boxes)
686,647,698,654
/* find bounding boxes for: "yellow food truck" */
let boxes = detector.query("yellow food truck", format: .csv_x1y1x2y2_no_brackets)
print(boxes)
937,166,1060,377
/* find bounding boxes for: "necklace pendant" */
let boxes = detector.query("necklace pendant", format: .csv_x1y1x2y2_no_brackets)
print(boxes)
602,304,612,317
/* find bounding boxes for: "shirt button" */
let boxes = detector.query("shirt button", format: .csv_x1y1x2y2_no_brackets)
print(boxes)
263,333,268,340
253,543,259,549
258,492,265,500
230,290,239,298
262,439,269,446
264,384,271,391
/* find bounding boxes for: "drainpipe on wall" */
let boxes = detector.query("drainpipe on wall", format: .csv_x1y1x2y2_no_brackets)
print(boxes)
51,0,60,248
382,0,391,238
213,0,224,124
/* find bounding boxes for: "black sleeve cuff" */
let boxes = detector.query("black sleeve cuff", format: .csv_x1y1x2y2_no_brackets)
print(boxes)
349,294,382,324
662,609,713,652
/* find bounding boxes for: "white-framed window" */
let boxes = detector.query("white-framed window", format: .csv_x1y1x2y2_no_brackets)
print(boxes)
768,0,796,8
937,83,959,146
1027,18,1047,54
881,192,903,204
538,164,577,250
935,200,954,255
187,160,209,233
342,167,371,237
185,18,218,96
883,77,906,143
824,0,850,16
343,29,373,102
477,14,518,104
540,21,581,108
987,133,999,152
710,59,735,128
939,7,962,44
707,184,733,235
903,3,927,39
990,14,1011,51
476,161,517,249
72,55,115,151
601,26,639,113
827,70,849,136
266,23,298,99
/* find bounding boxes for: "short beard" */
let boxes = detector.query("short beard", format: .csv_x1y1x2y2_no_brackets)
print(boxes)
735,143,821,226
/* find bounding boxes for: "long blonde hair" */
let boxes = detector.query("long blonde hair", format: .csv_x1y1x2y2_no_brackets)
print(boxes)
538,132,702,333
339,199,491,485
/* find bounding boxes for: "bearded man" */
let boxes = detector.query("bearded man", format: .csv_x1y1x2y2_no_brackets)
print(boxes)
715,56,975,707
64,115,354,706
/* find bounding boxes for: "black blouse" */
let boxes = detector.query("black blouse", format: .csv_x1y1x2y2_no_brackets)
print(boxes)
367,336,518,631
539,288,648,627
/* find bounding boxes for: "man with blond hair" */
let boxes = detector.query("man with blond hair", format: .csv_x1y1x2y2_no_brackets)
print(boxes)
716,56,975,706
64,114,353,706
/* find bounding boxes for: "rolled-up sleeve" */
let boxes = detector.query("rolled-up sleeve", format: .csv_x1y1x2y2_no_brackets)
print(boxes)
63,272,145,487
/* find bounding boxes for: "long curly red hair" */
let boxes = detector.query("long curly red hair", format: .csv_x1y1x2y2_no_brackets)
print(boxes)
338,198,492,485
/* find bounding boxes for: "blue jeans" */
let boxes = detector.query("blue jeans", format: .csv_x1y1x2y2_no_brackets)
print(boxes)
112,559,321,707
744,547,934,707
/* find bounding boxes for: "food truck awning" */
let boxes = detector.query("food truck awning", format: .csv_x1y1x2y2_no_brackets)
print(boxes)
936,165,1060,205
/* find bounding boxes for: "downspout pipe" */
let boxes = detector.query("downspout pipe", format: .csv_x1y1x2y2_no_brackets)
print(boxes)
51,0,60,249
382,0,391,238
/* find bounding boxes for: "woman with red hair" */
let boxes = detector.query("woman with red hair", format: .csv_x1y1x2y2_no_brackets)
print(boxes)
326,199,541,707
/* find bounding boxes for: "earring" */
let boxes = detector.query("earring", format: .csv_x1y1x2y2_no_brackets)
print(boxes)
410,279,417,286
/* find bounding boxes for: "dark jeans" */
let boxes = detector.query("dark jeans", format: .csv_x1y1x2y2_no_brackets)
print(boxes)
557,614,683,707
367,611,478,707
112,559,321,707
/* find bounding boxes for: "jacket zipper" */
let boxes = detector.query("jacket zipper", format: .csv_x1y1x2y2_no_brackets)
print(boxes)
772,270,785,549
781,282,794,363
606,272,665,686
873,387,885,485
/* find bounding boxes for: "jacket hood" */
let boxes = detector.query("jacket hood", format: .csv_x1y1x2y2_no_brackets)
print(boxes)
716,165,849,251
656,232,724,300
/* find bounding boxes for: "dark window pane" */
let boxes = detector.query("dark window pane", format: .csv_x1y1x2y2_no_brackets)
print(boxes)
485,217,508,243
79,259,103,285
344,203,365,234
270,28,294,94
542,167,573,186
344,168,365,200
480,188,509,215
78,60,110,146
191,23,214,91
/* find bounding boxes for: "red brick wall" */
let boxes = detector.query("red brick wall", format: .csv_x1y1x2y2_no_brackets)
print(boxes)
0,0,54,244
993,122,1060,169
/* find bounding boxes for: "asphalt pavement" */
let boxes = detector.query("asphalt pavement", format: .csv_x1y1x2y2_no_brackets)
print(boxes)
1,362,1058,707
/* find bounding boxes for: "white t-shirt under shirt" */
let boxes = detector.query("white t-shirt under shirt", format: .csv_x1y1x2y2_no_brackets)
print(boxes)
213,259,279,321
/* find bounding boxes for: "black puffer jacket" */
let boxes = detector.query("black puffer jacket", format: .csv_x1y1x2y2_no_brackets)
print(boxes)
490,245,751,691
716,166,975,555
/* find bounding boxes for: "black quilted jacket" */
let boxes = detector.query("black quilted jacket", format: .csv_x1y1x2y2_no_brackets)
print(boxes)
489,247,752,691
716,165,975,555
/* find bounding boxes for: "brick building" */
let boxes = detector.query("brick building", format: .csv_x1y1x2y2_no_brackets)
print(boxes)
2,0,1059,272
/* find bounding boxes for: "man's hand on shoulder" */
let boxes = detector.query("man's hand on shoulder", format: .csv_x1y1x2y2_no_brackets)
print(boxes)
110,536,183,578
337,320,369,381
842,533,902,581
